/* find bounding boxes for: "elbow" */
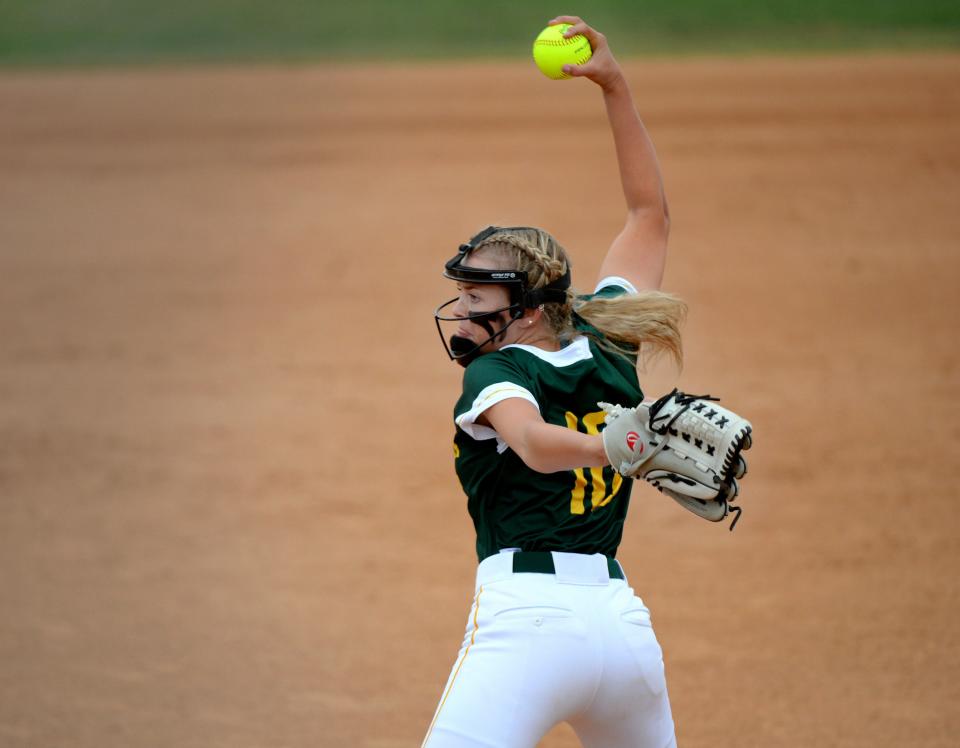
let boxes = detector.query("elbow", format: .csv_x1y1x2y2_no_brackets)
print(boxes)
654,189,671,231
514,442,565,474
627,187,669,228
645,200,671,232
516,448,558,474
625,205,670,243
660,210,671,242
509,423,553,473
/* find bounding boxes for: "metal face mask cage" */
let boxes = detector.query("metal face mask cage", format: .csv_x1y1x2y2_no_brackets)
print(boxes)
433,226,572,365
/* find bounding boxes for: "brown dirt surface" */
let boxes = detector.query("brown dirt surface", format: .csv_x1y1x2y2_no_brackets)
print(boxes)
1,53,959,747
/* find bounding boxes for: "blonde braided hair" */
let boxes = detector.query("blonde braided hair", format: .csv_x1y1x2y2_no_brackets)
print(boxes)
470,226,686,367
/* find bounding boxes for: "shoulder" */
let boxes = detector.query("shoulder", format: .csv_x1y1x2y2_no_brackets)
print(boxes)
455,351,539,442
573,276,638,337
574,276,641,364
462,350,530,391
457,351,536,414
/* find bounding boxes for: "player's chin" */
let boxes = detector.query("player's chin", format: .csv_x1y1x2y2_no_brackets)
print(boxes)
449,333,498,367
449,334,477,357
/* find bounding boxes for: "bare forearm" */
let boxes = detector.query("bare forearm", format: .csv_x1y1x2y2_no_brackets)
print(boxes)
602,74,667,216
512,421,608,474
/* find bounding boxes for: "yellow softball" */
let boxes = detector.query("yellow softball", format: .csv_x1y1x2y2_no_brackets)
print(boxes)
532,23,593,80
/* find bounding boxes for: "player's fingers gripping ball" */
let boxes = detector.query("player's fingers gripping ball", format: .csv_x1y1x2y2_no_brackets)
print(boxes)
532,23,593,79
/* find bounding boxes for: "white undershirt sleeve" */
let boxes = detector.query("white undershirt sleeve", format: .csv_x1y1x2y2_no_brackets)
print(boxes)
594,276,638,295
455,382,539,453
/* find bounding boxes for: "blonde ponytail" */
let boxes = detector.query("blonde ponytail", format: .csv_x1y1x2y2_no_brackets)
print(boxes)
470,226,686,367
574,290,686,368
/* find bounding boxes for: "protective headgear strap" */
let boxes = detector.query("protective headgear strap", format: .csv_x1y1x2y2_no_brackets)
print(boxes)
443,225,571,308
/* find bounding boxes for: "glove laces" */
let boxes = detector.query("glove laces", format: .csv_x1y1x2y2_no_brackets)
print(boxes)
648,388,718,435
649,389,744,531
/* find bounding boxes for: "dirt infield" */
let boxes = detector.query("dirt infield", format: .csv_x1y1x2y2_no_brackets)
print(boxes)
1,53,958,747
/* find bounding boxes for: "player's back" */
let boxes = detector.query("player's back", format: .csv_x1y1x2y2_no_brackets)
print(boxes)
453,326,643,561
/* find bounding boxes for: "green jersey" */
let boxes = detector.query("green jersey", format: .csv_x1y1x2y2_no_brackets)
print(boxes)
453,282,644,562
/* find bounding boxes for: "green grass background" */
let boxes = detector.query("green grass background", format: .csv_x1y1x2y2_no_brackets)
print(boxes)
1,0,959,66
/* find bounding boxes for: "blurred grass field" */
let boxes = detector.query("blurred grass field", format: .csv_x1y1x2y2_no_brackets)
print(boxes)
1,0,959,66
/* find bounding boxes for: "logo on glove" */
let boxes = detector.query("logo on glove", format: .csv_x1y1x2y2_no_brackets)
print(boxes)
625,431,643,453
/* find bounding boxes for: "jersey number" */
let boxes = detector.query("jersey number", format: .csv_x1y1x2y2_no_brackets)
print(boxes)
564,410,623,515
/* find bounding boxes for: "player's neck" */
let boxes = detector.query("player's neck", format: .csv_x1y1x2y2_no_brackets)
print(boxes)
512,326,561,351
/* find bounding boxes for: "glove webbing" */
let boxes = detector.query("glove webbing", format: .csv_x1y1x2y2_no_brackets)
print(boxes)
648,389,719,435
651,390,745,531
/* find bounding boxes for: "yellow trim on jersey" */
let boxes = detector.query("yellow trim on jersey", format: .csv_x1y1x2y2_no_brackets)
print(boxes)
421,586,484,747
476,384,529,406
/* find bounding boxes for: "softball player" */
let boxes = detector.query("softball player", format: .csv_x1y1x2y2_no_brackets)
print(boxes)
424,17,683,748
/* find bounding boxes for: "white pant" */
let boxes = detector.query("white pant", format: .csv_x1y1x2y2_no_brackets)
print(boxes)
422,551,676,748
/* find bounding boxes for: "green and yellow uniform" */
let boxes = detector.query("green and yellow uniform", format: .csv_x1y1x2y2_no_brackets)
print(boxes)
453,284,642,562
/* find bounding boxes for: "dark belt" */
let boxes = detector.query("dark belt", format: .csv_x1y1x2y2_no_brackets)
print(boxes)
511,551,625,580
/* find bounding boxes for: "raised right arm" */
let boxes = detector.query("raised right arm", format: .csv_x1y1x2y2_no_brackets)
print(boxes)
551,16,670,291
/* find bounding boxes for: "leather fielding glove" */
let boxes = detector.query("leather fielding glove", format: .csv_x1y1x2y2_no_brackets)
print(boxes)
600,389,753,529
